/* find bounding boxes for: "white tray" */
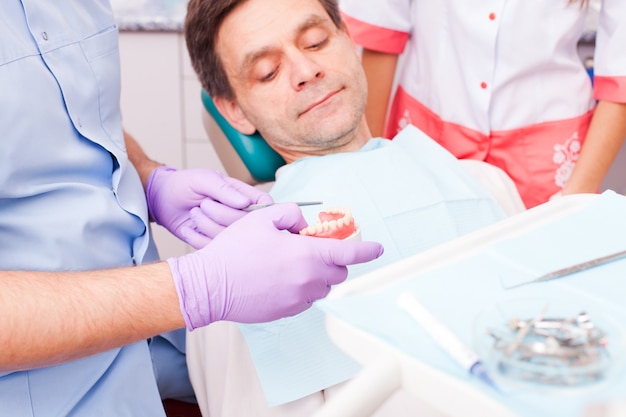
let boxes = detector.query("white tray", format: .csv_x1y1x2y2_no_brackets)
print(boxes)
317,194,599,417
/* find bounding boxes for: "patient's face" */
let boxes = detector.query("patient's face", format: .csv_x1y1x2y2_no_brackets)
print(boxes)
216,0,368,161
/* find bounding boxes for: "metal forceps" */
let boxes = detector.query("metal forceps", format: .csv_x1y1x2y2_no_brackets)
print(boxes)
505,249,626,290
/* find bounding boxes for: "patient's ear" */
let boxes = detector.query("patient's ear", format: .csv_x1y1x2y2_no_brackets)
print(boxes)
213,97,256,135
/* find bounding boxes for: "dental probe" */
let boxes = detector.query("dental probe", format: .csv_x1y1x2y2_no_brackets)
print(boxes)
504,248,626,290
243,201,323,211
397,292,500,392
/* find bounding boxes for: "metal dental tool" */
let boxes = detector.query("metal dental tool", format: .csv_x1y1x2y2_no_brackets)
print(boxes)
487,306,610,386
504,303,549,357
504,249,626,290
243,201,323,211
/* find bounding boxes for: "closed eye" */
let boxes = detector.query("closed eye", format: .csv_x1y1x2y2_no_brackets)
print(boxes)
307,37,329,50
259,67,279,82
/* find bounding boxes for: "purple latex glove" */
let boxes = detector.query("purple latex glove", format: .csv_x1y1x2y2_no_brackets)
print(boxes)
146,166,273,249
167,204,384,329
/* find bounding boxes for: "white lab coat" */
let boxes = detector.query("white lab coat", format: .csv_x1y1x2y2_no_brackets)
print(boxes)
340,0,626,208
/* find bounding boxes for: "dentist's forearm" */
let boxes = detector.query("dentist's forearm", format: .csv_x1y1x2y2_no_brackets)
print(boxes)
124,130,163,189
0,262,184,372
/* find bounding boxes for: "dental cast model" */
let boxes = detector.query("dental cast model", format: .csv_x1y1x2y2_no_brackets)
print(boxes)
299,207,360,241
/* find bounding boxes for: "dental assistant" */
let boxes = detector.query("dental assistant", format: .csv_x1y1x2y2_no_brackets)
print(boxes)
340,0,626,208
0,1,383,415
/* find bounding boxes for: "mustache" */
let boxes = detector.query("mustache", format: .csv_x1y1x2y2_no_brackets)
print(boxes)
296,84,343,117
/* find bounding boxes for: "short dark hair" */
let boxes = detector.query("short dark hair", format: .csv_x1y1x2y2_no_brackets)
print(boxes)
184,0,343,100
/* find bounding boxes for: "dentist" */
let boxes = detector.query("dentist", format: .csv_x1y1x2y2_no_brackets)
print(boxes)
0,1,383,416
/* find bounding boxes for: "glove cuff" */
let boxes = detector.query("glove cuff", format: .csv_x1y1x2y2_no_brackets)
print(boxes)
146,166,176,224
167,255,211,330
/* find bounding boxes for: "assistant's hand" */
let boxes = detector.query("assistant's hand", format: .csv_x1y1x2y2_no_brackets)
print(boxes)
146,166,273,249
166,204,384,329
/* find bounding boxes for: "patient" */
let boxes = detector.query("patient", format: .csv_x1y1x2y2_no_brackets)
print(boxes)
184,0,522,415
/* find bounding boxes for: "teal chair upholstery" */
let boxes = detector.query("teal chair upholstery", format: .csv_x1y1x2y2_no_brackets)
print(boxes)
201,89,285,184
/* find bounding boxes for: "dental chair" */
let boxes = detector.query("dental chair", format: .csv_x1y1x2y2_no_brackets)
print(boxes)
198,90,527,417
200,89,525,216
201,89,285,185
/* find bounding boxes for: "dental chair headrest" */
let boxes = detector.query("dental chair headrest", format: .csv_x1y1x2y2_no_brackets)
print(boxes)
201,89,286,184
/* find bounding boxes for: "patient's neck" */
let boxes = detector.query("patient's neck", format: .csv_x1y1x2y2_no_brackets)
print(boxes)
281,117,372,163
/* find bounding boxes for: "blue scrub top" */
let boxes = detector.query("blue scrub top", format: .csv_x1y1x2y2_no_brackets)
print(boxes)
0,1,165,415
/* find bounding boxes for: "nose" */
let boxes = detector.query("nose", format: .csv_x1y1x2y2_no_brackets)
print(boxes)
289,50,324,91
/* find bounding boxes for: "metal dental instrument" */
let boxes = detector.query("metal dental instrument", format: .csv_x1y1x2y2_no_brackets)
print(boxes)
504,303,549,357
243,201,323,211
487,306,610,386
504,249,626,290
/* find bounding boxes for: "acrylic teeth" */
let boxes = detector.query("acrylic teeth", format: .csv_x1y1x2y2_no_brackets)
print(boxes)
299,207,353,235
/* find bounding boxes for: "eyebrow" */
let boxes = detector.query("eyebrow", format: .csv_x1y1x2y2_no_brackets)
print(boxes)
238,14,331,77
